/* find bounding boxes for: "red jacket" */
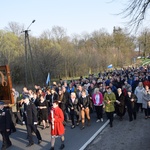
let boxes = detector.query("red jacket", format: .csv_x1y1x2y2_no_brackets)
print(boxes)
49,106,64,136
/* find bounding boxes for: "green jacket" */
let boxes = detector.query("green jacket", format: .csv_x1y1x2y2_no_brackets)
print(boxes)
104,92,116,112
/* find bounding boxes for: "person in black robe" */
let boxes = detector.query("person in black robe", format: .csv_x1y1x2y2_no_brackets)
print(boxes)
115,88,126,120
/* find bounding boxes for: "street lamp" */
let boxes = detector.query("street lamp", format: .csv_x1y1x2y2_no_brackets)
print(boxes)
22,20,35,86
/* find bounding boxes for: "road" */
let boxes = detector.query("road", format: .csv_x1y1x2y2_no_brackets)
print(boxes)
0,112,150,150
0,112,108,150
86,112,150,150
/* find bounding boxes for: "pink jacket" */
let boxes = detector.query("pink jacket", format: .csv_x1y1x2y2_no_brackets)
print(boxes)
92,92,103,106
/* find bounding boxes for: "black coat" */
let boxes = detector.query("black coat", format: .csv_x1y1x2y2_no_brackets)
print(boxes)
125,93,137,112
24,102,38,125
79,96,90,109
115,93,126,117
0,107,11,131
49,93,58,107
60,92,70,109
68,98,79,113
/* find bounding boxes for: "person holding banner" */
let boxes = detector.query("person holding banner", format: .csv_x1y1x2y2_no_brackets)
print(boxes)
49,100,65,150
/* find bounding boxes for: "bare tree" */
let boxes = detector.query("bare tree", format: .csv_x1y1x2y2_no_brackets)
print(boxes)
120,0,150,31
5,22,24,36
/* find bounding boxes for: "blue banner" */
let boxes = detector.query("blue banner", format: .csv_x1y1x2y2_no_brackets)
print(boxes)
46,73,50,85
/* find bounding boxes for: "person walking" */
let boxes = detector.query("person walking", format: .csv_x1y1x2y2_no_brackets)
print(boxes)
23,96,42,147
134,82,144,113
104,86,116,127
79,89,91,129
115,88,126,120
37,95,49,129
58,87,70,124
68,92,80,129
125,89,137,121
142,85,150,119
49,100,65,150
92,88,104,122
0,101,12,150
11,88,23,126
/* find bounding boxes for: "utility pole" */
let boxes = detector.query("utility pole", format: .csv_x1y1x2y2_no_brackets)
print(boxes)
22,20,35,86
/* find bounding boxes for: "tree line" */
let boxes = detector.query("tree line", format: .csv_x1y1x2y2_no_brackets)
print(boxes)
0,22,150,86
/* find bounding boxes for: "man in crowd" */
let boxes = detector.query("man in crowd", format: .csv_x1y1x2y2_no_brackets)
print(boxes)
0,101,12,150
23,96,42,147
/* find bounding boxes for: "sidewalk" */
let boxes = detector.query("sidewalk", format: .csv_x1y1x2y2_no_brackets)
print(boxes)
85,112,150,150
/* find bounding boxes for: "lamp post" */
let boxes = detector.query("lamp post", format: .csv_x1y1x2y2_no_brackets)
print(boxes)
22,20,35,86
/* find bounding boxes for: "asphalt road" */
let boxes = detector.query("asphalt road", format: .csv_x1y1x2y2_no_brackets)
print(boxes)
85,112,150,150
0,111,149,150
0,112,107,150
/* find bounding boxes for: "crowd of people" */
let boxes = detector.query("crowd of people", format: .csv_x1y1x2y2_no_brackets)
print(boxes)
1,65,150,150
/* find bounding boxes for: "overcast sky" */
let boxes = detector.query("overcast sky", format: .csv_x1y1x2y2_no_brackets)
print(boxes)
0,0,147,37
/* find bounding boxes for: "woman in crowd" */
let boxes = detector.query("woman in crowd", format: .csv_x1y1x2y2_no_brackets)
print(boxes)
104,86,116,127
125,89,137,121
115,88,126,120
68,92,79,129
79,89,91,129
92,88,104,122
45,88,51,113
142,85,150,119
37,95,49,129
134,82,144,113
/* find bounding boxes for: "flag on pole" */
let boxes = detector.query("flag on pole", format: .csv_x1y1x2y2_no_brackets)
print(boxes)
46,73,50,85
107,64,113,69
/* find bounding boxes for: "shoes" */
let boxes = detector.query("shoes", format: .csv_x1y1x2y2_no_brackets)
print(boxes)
18,121,24,125
42,127,46,130
2,143,12,150
101,118,104,122
76,122,79,126
60,144,65,149
110,124,113,127
145,116,148,119
26,143,34,147
81,126,85,130
50,147,54,150
129,118,133,122
96,119,100,123
71,125,75,129
110,123,113,127
22,121,25,125
38,140,42,144
87,120,91,126
46,125,50,128
6,143,12,148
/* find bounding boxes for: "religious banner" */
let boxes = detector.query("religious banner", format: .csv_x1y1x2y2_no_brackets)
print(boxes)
0,65,14,104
